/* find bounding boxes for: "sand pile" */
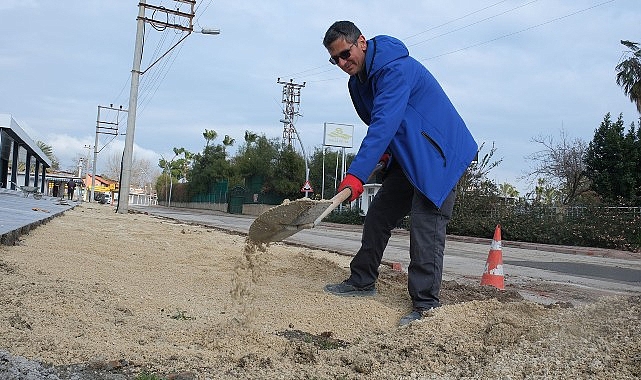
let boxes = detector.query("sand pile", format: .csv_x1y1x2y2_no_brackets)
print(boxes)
0,204,639,379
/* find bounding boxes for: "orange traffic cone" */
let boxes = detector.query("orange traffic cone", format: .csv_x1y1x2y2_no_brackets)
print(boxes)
480,224,504,290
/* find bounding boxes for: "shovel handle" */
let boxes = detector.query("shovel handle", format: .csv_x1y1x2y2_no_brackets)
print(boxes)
312,162,385,227
312,188,352,226
312,162,386,227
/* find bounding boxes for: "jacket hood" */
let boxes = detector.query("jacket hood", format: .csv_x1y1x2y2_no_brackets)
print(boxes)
364,35,409,77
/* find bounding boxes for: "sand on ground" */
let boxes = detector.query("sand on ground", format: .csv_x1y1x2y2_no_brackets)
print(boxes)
0,204,639,379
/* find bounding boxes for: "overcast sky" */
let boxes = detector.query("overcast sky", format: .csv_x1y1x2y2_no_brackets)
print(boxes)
1,0,639,195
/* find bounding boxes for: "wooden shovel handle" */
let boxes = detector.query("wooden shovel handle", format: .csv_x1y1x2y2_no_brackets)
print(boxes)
312,162,385,227
312,188,352,226
312,162,386,227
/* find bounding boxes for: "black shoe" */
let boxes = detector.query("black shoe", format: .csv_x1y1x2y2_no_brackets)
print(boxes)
398,307,436,326
324,281,376,297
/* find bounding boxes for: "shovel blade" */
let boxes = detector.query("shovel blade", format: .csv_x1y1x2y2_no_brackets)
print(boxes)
248,198,333,243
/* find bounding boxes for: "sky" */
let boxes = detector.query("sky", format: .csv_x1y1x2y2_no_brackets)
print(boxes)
1,0,639,195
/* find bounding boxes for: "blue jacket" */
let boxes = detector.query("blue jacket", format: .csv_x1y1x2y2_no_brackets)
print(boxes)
347,35,478,208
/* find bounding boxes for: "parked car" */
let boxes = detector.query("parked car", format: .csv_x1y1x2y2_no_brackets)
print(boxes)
94,192,111,204
94,192,105,204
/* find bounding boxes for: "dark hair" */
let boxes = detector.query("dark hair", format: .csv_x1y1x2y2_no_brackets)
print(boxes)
323,21,362,48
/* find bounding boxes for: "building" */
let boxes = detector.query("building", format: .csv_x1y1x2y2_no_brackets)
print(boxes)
358,183,383,216
1,114,51,191
84,174,117,204
45,172,84,200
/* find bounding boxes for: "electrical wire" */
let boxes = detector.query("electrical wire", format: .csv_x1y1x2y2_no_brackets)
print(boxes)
419,0,616,62
296,0,617,83
194,0,215,30
280,0,537,82
407,0,540,48
110,0,217,116
403,0,512,40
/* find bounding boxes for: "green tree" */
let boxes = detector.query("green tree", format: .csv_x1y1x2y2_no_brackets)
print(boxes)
449,142,502,238
222,135,235,155
173,147,193,182
232,134,279,189
36,140,59,170
308,147,354,199
498,182,519,198
271,144,306,200
203,129,218,147
244,130,258,144
616,40,641,114
157,147,191,201
188,144,230,195
528,177,561,205
584,113,638,204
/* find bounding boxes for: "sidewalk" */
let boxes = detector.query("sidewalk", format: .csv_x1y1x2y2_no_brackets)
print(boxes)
317,220,641,261
0,189,77,245
2,196,639,262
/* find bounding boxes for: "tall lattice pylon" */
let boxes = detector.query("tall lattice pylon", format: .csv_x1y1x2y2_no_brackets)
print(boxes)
277,78,306,147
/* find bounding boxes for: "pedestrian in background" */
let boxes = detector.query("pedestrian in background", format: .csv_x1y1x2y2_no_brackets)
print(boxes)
66,178,76,200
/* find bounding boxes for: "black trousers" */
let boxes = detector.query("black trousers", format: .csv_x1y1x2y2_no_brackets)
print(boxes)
347,162,456,310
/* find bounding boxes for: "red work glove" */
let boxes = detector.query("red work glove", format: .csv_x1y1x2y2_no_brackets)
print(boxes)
379,153,390,166
337,174,364,202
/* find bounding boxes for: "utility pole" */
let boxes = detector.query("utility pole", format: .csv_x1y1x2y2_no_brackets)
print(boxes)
92,104,126,202
118,0,204,214
277,78,306,147
277,78,310,196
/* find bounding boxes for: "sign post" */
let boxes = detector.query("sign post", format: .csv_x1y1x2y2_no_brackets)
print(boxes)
322,123,354,200
301,180,314,197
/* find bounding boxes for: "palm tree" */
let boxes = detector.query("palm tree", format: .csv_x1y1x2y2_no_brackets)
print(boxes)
203,129,218,147
244,130,258,144
499,182,519,199
615,40,641,114
222,135,235,155
36,140,59,170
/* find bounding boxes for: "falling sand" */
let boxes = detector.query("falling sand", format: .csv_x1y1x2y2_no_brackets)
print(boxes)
230,238,268,326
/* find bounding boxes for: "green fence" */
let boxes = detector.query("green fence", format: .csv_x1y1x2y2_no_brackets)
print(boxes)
185,178,289,208
190,180,228,203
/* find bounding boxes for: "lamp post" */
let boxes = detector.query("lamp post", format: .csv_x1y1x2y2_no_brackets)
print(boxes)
200,28,220,35
82,144,93,202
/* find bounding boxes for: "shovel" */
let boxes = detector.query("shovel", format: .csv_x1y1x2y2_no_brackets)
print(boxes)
248,163,384,243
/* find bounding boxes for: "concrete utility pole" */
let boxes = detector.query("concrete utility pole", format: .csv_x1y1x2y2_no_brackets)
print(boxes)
92,104,126,202
118,0,200,214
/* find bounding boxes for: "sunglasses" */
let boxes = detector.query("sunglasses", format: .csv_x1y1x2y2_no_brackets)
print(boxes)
329,42,357,65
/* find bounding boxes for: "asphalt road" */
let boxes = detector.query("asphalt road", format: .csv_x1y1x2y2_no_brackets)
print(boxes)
132,204,641,305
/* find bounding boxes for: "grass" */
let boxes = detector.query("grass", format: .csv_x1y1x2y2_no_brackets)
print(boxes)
135,371,164,380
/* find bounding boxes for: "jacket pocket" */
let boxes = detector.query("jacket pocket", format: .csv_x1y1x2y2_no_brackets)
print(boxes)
421,131,446,167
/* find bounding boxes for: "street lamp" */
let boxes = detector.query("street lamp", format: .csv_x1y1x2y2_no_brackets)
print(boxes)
200,28,220,35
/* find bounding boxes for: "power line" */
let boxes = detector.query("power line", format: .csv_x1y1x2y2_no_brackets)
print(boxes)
298,0,617,83
403,0,512,40
194,0,215,29
420,0,616,62
407,0,540,48
282,0,537,81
